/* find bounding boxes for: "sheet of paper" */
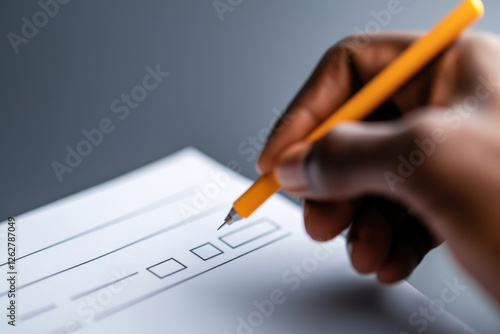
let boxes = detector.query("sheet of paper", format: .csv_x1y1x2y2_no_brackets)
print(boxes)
0,148,474,334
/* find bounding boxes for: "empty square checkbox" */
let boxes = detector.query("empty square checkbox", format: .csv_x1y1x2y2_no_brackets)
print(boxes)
190,243,223,261
147,258,186,279
219,220,279,249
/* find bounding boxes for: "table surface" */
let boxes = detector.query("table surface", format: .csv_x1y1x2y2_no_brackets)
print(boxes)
1,0,499,332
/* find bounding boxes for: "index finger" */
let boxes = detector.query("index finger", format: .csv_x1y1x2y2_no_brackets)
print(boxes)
257,32,421,174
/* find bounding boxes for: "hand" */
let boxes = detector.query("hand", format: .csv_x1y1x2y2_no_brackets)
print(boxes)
257,32,500,302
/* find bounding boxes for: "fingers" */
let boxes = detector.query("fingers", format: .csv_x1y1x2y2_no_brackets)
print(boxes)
346,198,437,283
347,198,396,274
258,32,500,176
430,32,500,107
376,214,436,283
303,200,353,242
257,32,421,174
274,120,411,201
303,194,438,283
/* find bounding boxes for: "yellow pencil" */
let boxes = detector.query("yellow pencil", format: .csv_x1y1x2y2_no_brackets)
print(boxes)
218,0,484,230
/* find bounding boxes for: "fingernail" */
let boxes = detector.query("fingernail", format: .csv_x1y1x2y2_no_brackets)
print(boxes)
274,142,311,189
255,164,263,175
303,202,320,241
346,241,353,257
303,201,310,218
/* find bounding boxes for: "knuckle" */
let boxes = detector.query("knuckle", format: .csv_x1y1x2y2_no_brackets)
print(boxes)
460,31,500,48
323,33,374,65
320,44,346,66
335,33,376,50
336,35,358,50
455,31,500,62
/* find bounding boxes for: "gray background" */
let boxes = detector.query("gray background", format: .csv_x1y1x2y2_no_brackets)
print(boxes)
1,0,500,332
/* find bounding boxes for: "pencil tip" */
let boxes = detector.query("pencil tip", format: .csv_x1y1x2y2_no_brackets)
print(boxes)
217,222,226,231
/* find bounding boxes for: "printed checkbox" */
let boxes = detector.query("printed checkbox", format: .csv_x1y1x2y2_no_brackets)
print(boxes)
147,258,186,279
190,243,223,261
219,220,279,249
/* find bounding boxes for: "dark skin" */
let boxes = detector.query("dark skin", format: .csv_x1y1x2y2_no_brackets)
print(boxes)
257,31,500,303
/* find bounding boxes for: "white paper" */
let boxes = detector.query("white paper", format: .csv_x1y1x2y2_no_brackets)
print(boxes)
0,148,474,334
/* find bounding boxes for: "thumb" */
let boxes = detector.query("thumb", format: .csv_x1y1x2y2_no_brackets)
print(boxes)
274,116,432,202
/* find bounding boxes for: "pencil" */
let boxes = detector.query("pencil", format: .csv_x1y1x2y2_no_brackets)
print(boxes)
218,0,484,230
